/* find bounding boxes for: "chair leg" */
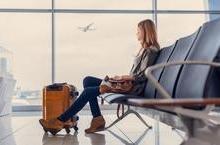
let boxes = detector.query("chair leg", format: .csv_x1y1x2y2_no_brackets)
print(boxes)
105,108,152,130
108,128,151,145
129,109,152,129
104,109,131,130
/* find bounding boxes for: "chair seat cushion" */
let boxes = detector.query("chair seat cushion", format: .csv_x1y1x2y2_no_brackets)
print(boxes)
101,93,142,104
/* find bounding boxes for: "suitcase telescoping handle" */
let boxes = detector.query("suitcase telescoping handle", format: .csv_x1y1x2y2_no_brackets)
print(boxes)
46,83,79,97
47,83,67,91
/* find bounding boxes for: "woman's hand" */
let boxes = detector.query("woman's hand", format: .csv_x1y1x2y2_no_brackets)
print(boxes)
111,75,122,80
111,75,134,81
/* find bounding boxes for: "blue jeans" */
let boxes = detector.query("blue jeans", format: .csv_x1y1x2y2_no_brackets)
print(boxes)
58,76,102,122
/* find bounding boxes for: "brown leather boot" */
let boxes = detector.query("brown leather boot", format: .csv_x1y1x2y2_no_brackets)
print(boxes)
39,118,76,135
85,116,106,134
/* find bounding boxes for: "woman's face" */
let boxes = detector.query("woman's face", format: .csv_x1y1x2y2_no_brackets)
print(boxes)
136,26,144,42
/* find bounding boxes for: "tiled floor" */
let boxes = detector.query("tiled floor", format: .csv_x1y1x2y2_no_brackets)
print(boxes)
0,111,184,145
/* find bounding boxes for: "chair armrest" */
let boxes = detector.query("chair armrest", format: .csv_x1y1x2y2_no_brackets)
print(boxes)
145,61,220,99
127,98,220,125
127,98,220,107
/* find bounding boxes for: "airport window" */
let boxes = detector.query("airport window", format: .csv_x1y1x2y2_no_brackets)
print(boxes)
157,0,210,10
0,0,50,9
0,0,219,109
55,14,152,89
0,13,51,106
55,0,152,10
158,14,209,47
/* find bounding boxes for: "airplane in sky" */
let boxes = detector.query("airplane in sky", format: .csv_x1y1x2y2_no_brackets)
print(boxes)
78,23,96,32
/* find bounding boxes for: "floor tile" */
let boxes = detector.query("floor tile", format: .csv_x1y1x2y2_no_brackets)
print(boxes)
0,111,185,145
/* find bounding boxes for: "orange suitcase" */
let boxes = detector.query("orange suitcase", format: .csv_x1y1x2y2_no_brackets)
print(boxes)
42,83,79,134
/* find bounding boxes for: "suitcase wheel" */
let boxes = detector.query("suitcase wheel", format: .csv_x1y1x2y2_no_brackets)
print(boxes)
51,132,57,136
65,127,71,134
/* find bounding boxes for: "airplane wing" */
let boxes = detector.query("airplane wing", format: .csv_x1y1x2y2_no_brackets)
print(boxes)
87,28,96,31
87,23,94,28
77,23,95,32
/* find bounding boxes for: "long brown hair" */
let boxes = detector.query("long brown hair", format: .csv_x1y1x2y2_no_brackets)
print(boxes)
138,19,160,50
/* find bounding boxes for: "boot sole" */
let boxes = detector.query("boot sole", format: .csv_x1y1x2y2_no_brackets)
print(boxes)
85,124,105,134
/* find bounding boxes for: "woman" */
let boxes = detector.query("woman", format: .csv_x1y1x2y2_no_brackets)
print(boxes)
39,19,160,135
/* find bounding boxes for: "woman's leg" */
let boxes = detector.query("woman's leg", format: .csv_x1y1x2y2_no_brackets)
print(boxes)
83,76,102,89
58,86,101,122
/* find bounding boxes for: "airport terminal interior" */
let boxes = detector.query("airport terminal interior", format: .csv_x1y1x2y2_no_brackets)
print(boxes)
1,0,220,145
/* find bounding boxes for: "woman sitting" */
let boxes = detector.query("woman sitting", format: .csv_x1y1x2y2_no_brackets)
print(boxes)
39,19,160,135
